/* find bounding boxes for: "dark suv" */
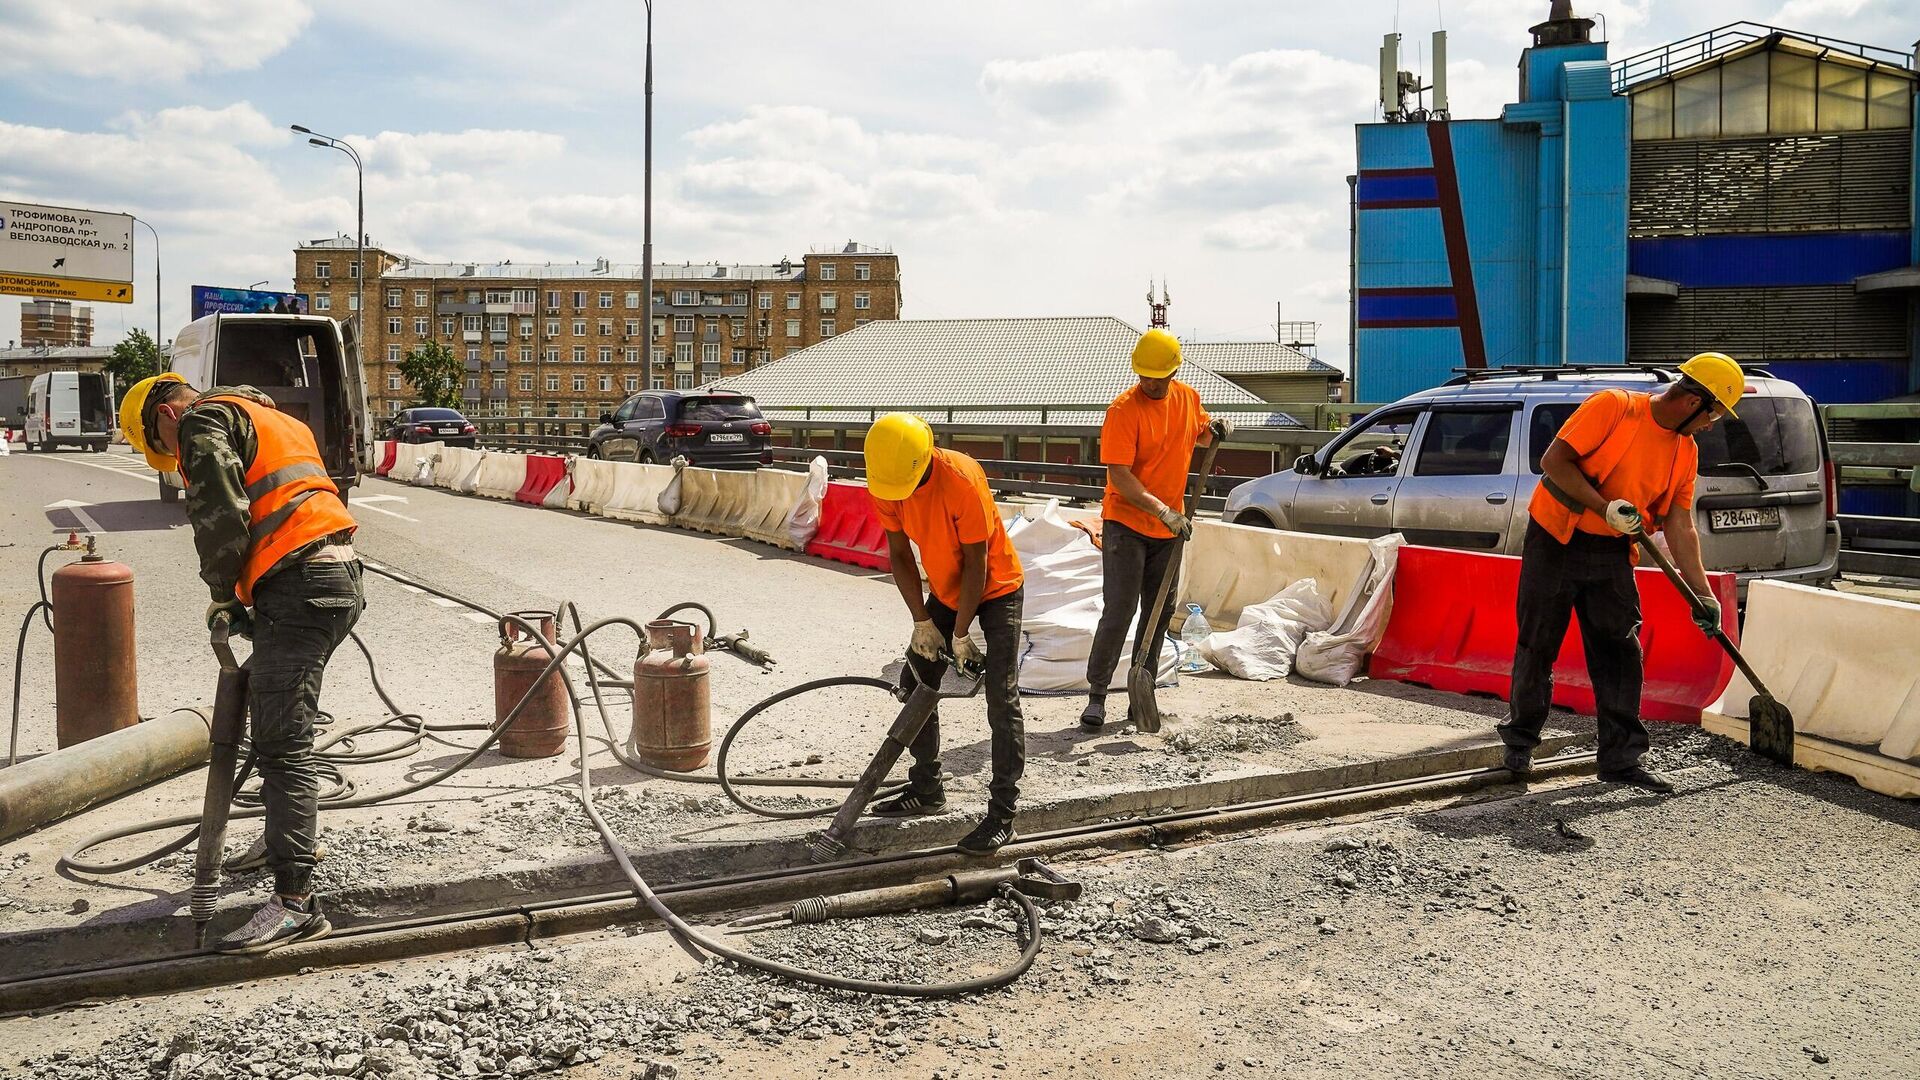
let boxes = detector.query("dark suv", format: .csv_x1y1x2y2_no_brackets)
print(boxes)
384,407,477,447
587,390,772,469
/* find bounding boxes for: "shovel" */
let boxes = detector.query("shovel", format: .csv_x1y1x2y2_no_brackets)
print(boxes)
1631,531,1794,766
1129,439,1221,735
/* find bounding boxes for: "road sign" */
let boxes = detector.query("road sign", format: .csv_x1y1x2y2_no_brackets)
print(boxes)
0,200,136,304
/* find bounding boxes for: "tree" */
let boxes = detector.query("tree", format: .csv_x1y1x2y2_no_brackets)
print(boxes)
397,340,464,409
104,329,161,400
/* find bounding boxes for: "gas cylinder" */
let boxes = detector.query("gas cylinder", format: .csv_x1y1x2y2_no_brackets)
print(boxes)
492,611,569,758
51,540,139,748
631,619,711,771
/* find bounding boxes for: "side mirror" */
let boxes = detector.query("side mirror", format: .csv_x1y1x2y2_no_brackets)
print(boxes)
1293,453,1320,476
599,412,614,425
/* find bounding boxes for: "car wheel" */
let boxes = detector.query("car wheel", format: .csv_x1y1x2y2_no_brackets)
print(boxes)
1235,510,1278,529
586,444,601,460
637,451,654,465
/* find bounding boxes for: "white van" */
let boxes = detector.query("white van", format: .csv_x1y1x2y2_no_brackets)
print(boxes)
23,371,116,452
157,313,368,503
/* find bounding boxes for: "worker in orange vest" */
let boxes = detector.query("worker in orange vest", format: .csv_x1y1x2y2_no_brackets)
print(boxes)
1499,353,1744,793
122,373,362,953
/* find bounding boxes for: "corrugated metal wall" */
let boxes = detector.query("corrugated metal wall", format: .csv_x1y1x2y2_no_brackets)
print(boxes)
1630,130,1911,235
1221,373,1337,403
1629,285,1907,360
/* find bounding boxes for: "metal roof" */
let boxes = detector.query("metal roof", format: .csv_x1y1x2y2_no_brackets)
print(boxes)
708,316,1304,428
382,261,806,282
1181,341,1340,377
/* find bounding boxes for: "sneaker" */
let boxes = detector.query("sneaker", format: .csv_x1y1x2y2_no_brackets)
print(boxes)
1078,698,1107,733
955,815,1016,855
223,835,328,875
216,894,331,955
1502,748,1533,778
870,788,947,817
1597,766,1675,795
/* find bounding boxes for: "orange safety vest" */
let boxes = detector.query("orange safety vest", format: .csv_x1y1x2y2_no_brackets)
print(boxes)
198,395,357,605
1527,389,1694,544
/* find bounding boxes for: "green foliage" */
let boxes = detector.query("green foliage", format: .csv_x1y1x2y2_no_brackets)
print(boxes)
397,340,464,409
104,329,162,399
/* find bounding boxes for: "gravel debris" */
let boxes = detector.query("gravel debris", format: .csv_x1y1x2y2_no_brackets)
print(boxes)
1163,713,1303,758
493,786,832,849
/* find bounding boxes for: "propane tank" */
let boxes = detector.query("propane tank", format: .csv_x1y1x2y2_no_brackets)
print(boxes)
492,610,570,758
51,536,139,748
632,619,711,771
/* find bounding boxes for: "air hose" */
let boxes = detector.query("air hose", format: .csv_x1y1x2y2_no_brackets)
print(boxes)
6,543,75,768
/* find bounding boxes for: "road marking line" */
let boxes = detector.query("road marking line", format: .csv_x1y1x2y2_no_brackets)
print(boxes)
465,611,496,624
44,499,106,534
429,597,461,608
352,502,419,522
396,583,424,594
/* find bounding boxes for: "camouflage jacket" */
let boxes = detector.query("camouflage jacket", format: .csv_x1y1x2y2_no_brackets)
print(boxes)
178,386,274,603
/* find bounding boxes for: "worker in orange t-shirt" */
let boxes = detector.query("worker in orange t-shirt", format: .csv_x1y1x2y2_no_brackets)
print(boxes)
863,412,1027,854
1499,353,1745,794
1081,329,1227,732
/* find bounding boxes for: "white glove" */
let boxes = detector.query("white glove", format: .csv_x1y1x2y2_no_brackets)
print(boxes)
1603,500,1644,536
952,633,986,673
1155,504,1192,540
1209,417,1235,441
909,619,943,661
1693,594,1722,635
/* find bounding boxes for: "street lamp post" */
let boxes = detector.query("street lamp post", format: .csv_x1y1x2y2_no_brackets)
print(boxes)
132,217,160,350
247,280,267,290
291,125,364,334
642,0,654,393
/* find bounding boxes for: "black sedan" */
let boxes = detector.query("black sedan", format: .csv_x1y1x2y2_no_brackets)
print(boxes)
586,390,771,470
385,407,477,446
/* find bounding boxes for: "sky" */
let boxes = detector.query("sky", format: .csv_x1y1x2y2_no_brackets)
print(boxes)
1,0,1913,371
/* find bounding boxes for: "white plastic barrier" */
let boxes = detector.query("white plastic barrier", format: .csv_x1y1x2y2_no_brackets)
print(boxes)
1178,521,1377,630
568,456,621,514
470,451,527,501
599,461,675,526
1703,580,1920,799
736,468,811,549
390,441,444,486
362,439,382,472
433,446,487,494
541,460,574,509
672,467,754,536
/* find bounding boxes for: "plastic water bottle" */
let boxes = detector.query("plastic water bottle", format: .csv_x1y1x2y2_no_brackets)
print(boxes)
1179,603,1210,673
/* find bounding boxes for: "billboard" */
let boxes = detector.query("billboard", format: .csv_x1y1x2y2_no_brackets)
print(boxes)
190,286,309,319
0,200,136,304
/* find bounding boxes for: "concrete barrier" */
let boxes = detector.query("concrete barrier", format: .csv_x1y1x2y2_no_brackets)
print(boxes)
1703,581,1920,797
433,446,487,494
541,460,574,509
673,467,754,536
568,456,620,514
738,468,811,549
1178,521,1378,629
600,461,675,526
390,441,444,485
471,452,527,501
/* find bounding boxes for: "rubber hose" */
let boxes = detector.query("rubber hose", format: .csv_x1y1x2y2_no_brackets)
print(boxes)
713,676,904,819
7,600,50,769
654,601,716,642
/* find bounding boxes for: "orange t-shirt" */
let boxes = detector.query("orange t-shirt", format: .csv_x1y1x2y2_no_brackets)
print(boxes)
1100,381,1212,539
1528,388,1698,540
871,448,1024,610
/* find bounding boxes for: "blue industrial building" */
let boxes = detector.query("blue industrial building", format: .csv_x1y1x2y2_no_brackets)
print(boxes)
1352,5,1920,436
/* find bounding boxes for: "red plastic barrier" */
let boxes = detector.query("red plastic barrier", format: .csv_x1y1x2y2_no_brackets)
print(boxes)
1369,544,1739,724
375,441,398,477
804,481,890,571
515,455,567,505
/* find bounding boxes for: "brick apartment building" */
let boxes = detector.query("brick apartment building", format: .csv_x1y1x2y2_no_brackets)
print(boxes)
291,237,903,419
18,300,93,348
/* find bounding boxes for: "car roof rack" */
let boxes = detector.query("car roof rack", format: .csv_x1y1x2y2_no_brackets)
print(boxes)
1442,364,1673,386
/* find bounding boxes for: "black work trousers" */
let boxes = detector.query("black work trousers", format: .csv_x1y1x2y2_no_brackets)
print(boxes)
901,589,1026,820
1085,520,1182,697
248,557,365,896
1498,521,1648,772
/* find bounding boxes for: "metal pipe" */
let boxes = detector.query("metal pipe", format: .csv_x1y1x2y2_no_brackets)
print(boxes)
0,708,210,844
190,619,249,934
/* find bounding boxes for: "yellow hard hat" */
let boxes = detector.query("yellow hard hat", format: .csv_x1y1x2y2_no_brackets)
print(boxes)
1677,352,1743,418
1131,329,1182,379
864,412,935,501
119,372,189,472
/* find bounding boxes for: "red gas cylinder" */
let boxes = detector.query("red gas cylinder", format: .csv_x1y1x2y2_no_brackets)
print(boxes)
493,611,570,758
631,619,711,771
51,543,139,748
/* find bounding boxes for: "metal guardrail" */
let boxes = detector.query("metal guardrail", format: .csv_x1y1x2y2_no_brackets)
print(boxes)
1609,21,1915,93
765,447,1250,513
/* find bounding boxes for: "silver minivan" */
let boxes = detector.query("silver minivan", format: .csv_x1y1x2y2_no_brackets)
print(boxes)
1223,365,1840,591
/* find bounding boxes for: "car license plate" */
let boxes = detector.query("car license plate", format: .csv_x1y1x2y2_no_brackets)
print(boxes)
438,426,462,433
710,432,744,443
1709,507,1781,532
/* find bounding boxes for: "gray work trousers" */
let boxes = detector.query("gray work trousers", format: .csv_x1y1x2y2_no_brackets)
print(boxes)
1085,520,1181,698
901,589,1027,819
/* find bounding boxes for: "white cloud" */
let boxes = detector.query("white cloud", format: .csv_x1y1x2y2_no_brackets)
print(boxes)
358,129,569,179
0,0,311,80
979,49,1177,123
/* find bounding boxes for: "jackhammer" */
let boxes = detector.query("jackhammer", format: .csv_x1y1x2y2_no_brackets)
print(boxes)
733,857,1080,932
807,653,983,864
190,612,249,947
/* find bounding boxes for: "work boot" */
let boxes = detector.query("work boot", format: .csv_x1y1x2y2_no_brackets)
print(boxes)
956,814,1016,855
870,788,947,817
1078,697,1107,733
1597,765,1676,795
1502,747,1533,778
217,894,331,954
223,835,328,875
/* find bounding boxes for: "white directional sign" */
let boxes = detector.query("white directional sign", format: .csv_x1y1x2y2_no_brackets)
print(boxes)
0,200,136,304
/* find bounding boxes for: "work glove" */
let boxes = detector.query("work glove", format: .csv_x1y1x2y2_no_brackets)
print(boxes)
951,633,986,676
1603,499,1644,536
206,599,251,639
1692,594,1722,636
1208,417,1235,441
1155,504,1193,540
909,618,943,662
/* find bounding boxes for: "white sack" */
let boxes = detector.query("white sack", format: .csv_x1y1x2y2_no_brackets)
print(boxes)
786,456,830,548
658,456,687,515
1006,501,1176,693
1197,579,1334,682
1294,534,1406,687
